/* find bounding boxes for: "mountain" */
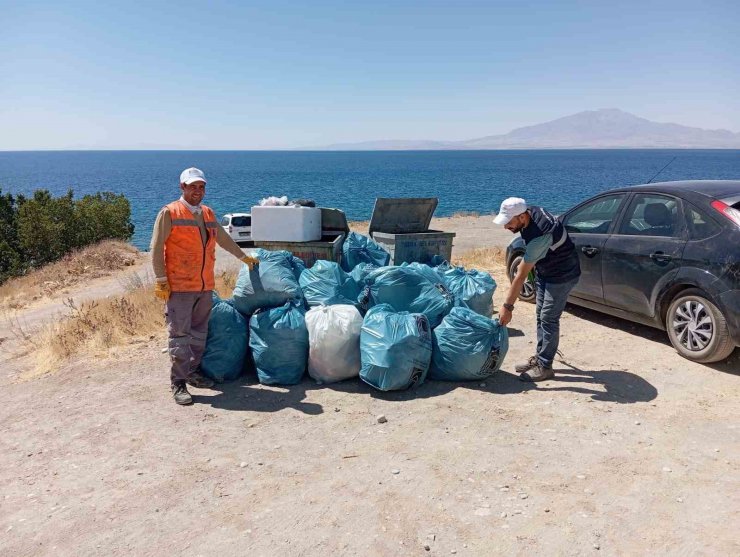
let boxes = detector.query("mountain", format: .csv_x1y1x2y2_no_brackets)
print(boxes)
314,109,740,150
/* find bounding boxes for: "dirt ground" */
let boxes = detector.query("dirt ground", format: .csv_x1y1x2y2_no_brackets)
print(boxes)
1,216,739,556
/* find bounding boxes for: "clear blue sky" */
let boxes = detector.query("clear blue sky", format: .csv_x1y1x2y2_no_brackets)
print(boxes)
1,0,738,149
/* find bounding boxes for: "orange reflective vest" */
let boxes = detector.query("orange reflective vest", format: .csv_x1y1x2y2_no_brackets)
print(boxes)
164,201,218,292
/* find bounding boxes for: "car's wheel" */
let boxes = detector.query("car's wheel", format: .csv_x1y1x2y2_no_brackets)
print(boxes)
666,289,736,363
507,254,536,303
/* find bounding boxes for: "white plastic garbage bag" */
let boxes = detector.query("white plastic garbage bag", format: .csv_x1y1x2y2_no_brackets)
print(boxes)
305,304,363,384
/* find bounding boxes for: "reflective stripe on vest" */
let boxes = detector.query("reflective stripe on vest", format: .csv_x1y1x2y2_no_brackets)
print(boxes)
164,201,217,292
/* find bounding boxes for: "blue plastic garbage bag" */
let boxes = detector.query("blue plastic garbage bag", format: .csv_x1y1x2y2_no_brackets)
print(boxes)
232,249,305,315
441,267,497,317
360,304,432,391
249,301,308,385
429,307,509,381
299,260,361,307
403,262,447,286
349,262,378,288
341,232,390,271
429,255,449,267
359,266,454,328
200,294,249,383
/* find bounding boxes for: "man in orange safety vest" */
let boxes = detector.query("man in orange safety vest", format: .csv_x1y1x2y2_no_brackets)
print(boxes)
151,167,259,405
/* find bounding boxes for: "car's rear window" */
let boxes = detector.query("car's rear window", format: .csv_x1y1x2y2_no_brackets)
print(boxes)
231,216,251,227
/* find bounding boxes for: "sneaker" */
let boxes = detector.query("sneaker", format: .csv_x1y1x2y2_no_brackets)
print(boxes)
519,362,555,382
515,356,538,373
187,372,215,389
171,383,193,405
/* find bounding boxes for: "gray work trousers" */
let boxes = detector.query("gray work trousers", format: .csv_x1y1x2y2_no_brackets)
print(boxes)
535,276,579,368
165,291,213,386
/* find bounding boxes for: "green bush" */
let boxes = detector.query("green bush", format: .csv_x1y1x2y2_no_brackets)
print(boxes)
0,187,134,283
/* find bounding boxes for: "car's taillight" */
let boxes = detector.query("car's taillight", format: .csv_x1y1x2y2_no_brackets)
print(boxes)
710,200,740,228
229,225,233,233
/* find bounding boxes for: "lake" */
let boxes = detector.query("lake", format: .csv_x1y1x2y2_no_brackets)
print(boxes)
1,149,738,249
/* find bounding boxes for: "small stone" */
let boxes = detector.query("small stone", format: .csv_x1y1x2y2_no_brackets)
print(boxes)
424,545,430,551
479,383,486,387
576,475,586,479
544,508,550,513
500,512,508,518
634,421,641,425
676,497,684,503
519,493,528,499
377,415,388,424
161,348,168,353
392,469,400,475
239,462,247,468
451,550,457,555
662,467,672,472
428,534,436,541
593,543,600,550
334,407,341,412
714,448,720,453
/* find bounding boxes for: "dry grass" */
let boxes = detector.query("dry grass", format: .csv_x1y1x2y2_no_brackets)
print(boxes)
27,270,238,376
452,246,507,275
0,240,141,310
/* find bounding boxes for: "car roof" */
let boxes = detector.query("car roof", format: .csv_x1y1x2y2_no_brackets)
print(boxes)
223,212,251,217
607,180,740,199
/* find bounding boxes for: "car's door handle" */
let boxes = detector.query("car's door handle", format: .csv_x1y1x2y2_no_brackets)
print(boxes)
581,246,600,257
650,252,673,262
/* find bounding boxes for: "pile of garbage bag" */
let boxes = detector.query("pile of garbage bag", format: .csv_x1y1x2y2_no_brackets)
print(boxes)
299,261,360,307
430,307,509,381
349,262,379,289
306,304,363,384
216,244,508,392
232,249,305,315
360,304,433,391
200,293,249,383
359,266,454,328
249,301,309,385
341,232,390,271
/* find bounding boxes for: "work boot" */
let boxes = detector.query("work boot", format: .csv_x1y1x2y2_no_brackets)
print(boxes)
515,356,538,373
171,383,193,405
187,372,215,389
519,362,555,382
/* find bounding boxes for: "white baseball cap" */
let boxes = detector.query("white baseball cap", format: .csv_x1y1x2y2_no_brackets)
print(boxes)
493,197,528,225
180,167,207,185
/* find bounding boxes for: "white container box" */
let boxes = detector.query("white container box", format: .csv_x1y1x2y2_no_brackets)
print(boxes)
250,206,322,242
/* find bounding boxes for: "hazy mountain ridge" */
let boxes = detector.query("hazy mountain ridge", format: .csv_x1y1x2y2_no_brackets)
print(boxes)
316,109,740,150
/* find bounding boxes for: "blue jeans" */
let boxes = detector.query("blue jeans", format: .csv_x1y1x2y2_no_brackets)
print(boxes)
535,276,579,368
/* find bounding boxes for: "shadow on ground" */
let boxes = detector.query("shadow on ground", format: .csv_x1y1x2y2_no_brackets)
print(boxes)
565,303,739,376
195,356,658,412
194,377,324,415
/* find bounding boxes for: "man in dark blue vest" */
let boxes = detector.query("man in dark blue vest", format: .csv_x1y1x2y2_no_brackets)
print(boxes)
494,198,581,381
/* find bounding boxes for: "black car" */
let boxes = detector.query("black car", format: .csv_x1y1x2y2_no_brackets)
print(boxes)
506,180,740,363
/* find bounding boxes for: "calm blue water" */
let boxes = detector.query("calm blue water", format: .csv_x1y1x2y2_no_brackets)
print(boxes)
1,150,738,249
